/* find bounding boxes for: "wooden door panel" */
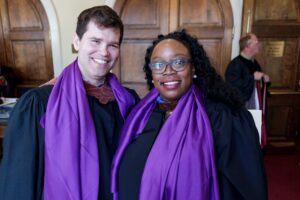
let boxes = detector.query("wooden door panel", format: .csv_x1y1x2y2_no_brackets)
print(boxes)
268,106,290,138
179,0,222,25
255,38,299,90
0,0,53,90
115,0,169,38
268,93,300,140
243,0,300,34
6,0,42,29
251,0,300,36
199,39,222,75
12,41,50,82
121,0,159,26
254,0,299,22
121,41,149,83
119,40,152,96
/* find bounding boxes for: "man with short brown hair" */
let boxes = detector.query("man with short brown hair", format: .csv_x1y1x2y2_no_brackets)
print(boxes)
0,6,138,200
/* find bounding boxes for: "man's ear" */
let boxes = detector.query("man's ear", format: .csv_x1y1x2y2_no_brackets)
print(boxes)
72,33,80,52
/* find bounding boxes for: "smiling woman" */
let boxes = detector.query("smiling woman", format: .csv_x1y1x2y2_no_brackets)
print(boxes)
150,39,193,102
111,30,268,200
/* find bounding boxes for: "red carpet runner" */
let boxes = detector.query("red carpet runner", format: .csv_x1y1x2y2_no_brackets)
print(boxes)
264,155,300,200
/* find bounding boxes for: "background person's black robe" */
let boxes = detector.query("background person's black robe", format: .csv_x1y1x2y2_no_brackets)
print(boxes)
0,85,138,200
225,55,262,103
117,99,268,200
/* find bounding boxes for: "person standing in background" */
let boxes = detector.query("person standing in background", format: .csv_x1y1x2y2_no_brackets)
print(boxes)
225,33,270,147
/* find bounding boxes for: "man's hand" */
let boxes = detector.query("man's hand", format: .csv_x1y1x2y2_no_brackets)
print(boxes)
254,71,264,81
254,71,270,82
263,74,270,82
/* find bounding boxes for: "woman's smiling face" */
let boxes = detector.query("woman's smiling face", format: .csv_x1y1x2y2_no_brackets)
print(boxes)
150,39,194,102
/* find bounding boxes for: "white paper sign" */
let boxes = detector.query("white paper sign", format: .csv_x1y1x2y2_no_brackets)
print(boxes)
248,109,262,144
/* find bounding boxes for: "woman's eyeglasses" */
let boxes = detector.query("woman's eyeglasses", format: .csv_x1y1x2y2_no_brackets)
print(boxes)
149,58,190,74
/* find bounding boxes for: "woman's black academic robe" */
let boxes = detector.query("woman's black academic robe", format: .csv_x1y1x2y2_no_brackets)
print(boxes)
118,99,267,200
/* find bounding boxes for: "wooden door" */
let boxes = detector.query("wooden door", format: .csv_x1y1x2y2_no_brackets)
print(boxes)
0,0,53,96
0,12,6,64
242,0,300,150
113,0,233,97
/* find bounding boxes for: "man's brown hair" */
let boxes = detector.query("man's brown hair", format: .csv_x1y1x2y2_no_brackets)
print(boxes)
76,5,124,43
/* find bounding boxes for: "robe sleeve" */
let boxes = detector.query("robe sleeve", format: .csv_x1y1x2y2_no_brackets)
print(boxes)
0,87,50,200
206,103,268,200
225,59,255,102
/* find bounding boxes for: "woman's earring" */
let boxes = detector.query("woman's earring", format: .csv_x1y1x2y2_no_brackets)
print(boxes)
151,80,154,83
193,74,197,79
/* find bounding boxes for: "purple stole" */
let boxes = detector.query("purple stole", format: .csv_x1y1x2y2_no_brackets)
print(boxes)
112,85,220,200
43,59,135,200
